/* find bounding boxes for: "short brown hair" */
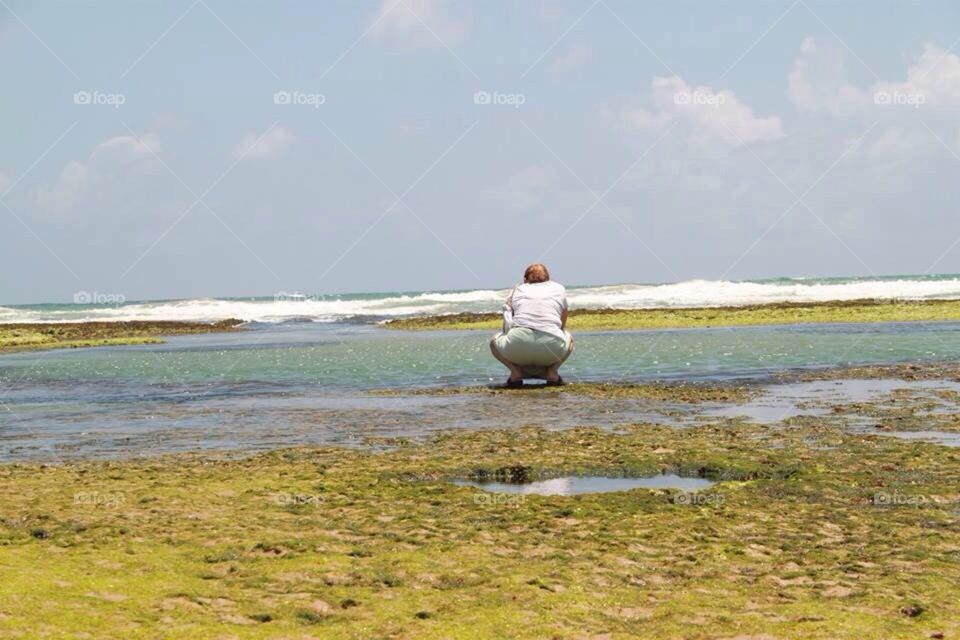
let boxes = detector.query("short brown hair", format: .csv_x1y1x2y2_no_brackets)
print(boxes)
523,263,550,284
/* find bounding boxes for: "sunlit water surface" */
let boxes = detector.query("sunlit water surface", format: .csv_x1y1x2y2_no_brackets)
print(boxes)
2,321,960,461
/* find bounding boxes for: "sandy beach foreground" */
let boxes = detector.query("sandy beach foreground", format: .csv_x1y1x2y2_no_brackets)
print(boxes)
2,365,959,638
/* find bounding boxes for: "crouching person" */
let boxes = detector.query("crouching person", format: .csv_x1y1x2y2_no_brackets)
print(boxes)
489,263,573,387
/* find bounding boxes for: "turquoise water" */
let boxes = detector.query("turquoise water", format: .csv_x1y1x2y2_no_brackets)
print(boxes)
2,320,960,460
4,321,959,388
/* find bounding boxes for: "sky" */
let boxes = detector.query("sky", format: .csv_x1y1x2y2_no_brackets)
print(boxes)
2,0,960,304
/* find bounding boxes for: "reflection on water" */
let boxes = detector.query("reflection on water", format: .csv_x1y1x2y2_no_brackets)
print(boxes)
453,474,715,495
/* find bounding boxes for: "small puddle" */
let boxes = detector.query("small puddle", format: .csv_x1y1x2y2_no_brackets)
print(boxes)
453,473,714,496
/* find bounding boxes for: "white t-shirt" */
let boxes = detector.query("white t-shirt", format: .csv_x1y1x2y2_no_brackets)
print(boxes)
502,280,568,339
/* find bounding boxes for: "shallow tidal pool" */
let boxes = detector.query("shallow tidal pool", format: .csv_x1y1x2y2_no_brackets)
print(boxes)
452,473,715,496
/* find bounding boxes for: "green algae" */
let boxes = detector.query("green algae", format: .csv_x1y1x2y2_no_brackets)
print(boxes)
370,381,758,403
1,419,958,638
383,298,960,331
0,320,244,354
787,362,960,383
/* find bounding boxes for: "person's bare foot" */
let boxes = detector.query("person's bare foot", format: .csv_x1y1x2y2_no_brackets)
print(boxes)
544,365,561,383
507,364,524,383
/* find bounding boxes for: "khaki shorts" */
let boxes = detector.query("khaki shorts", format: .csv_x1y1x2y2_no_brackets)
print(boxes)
491,327,573,367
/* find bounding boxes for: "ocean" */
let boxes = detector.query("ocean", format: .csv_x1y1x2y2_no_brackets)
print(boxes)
4,274,960,324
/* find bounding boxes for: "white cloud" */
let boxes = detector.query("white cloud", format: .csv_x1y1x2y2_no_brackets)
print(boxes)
550,40,592,77
656,76,784,144
34,133,161,211
369,0,467,48
786,36,960,197
866,127,935,162
830,125,941,196
482,166,554,211
232,125,296,161
789,37,960,114
611,75,784,145
36,161,87,210
788,36,861,114
606,105,673,135
873,44,960,107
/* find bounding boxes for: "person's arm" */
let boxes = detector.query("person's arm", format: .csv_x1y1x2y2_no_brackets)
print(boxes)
502,287,516,333
560,293,568,330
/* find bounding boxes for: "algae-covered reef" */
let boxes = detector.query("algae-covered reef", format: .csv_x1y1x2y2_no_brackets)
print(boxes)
384,298,960,331
1,420,958,638
370,380,758,403
0,319,244,354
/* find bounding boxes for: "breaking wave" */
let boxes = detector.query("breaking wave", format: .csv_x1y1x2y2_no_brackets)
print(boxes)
3,276,960,324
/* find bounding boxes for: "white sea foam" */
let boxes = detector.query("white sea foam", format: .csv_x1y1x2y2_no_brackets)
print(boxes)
3,277,960,324
567,278,960,308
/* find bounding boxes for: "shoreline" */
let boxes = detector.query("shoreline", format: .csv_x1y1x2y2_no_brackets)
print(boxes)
383,298,960,331
0,319,245,354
